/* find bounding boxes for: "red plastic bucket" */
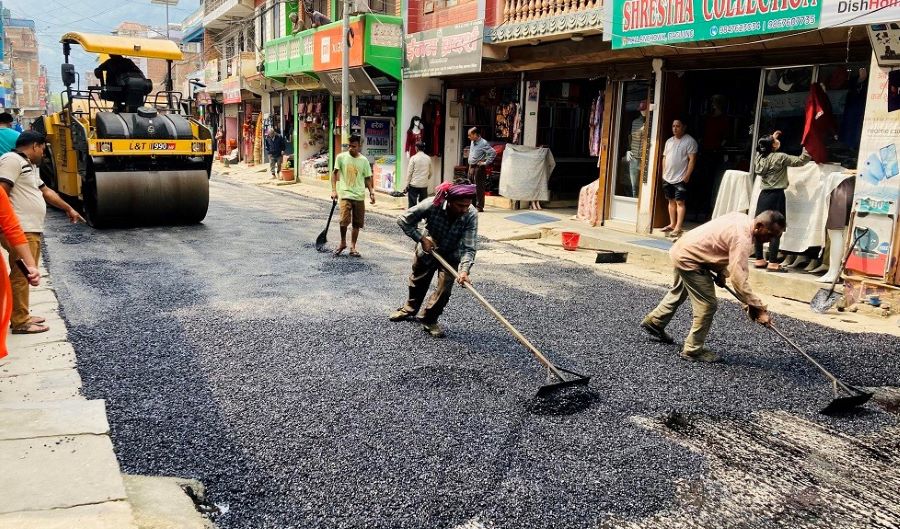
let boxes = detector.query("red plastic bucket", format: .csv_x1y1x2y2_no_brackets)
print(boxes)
561,231,580,251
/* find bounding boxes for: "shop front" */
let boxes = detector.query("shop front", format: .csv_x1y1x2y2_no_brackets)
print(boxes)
312,15,404,193
265,29,331,180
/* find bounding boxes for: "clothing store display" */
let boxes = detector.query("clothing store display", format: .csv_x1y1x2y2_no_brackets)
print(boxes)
826,174,855,229
802,83,837,163
711,170,752,218
405,116,424,158
588,93,604,156
839,72,867,150
499,145,555,201
817,228,845,283
779,163,841,253
577,180,601,225
420,99,443,156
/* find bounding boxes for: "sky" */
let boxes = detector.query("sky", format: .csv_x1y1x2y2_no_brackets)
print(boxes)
2,0,201,93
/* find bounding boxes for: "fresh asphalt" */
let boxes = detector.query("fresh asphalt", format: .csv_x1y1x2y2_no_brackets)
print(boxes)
42,174,900,529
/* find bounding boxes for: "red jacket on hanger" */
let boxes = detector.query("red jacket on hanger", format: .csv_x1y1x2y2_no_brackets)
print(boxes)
802,83,837,164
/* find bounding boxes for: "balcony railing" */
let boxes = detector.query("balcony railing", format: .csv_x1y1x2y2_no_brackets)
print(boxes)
503,0,602,24
489,0,604,43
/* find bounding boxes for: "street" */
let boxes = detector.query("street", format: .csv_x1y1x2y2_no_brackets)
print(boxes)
41,174,900,529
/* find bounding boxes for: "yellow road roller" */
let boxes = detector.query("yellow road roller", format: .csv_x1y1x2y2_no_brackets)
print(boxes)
34,32,213,227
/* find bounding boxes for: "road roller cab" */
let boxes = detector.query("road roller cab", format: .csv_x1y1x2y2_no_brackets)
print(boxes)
34,32,214,227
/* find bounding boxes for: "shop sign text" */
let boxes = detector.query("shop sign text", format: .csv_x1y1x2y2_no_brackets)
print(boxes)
611,0,820,48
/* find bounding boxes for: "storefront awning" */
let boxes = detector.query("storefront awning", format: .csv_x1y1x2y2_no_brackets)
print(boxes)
317,67,380,96
264,14,402,82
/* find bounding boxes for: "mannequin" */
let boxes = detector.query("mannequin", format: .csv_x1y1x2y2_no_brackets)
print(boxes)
817,228,845,283
404,116,424,158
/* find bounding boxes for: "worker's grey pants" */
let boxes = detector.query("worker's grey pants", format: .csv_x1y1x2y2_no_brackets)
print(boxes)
645,268,718,354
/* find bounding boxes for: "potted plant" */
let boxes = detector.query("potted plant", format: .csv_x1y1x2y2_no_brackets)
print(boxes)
281,155,295,182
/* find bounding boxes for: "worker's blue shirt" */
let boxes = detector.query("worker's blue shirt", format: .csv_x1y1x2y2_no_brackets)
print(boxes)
0,128,20,154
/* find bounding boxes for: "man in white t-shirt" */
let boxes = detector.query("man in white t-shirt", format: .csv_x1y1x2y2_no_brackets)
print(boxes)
0,131,84,334
660,119,698,239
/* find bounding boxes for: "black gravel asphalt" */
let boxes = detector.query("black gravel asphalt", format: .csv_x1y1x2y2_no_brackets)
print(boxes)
42,176,900,529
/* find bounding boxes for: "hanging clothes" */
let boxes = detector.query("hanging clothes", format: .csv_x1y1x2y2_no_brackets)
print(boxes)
589,92,604,156
801,83,837,164
420,99,444,156
839,75,867,150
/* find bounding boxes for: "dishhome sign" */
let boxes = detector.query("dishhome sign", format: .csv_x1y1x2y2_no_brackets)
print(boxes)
610,0,821,49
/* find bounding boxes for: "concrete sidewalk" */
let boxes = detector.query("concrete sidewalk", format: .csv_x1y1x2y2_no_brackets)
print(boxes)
216,161,900,336
0,268,215,528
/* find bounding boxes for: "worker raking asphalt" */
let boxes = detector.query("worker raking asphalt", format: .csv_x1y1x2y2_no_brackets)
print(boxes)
41,176,900,529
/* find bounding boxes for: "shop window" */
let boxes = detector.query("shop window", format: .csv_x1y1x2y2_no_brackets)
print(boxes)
613,80,652,199
758,66,815,157
757,63,869,167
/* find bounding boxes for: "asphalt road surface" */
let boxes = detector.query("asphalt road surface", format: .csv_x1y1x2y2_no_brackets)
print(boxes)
42,175,900,529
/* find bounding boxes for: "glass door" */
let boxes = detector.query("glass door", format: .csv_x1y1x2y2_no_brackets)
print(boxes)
610,80,652,223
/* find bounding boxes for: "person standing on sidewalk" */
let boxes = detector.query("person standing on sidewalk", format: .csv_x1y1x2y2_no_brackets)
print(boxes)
753,131,810,272
660,119,697,239
265,128,286,178
390,179,478,338
331,135,374,257
0,184,41,359
0,112,20,154
0,131,83,334
406,142,431,208
467,127,495,212
640,210,782,362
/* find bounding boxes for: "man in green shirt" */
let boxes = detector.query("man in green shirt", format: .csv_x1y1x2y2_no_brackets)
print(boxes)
331,135,375,257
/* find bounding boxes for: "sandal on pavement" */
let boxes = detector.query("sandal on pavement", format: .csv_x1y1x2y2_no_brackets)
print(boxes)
11,323,49,334
767,264,789,273
28,316,46,324
667,230,683,239
333,246,346,256
349,250,361,257
660,226,674,233
753,259,768,268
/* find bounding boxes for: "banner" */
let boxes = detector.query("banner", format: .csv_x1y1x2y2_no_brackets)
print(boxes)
609,0,821,49
403,20,483,78
820,0,900,28
313,20,365,72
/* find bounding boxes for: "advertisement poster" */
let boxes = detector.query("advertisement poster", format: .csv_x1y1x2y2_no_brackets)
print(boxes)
849,53,900,277
867,22,900,67
404,21,484,78
609,0,820,49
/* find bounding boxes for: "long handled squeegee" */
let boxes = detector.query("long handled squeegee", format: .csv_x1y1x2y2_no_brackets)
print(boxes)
431,250,591,398
717,275,872,414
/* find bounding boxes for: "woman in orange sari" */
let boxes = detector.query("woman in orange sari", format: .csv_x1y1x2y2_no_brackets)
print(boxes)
0,188,40,360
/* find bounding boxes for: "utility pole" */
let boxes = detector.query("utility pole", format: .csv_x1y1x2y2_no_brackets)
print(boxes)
340,0,350,151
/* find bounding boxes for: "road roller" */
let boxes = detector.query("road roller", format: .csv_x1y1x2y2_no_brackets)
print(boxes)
33,32,213,227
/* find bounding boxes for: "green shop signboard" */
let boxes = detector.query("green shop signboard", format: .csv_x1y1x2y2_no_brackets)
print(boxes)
610,0,821,49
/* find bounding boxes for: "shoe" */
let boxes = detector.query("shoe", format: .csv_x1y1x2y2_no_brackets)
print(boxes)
660,226,674,233
640,319,674,344
753,259,768,268
667,230,683,239
680,348,721,363
422,321,446,338
389,309,414,322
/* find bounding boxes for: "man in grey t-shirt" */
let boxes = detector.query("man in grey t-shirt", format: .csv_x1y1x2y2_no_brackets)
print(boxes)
660,119,697,239
0,131,84,334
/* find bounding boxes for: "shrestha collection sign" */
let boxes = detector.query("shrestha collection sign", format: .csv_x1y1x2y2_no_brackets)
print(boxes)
610,0,821,48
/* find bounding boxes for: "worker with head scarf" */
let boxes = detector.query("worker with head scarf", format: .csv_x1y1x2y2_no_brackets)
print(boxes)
390,178,478,338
